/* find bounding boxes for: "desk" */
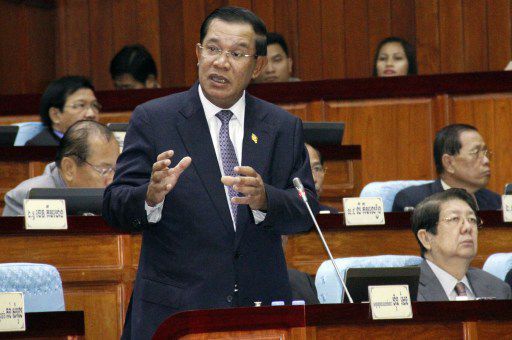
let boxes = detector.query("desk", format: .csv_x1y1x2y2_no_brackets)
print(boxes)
0,211,510,338
152,301,512,339
0,311,84,339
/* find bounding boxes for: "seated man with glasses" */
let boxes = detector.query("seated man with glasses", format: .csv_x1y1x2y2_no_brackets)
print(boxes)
3,120,119,216
393,124,501,212
413,188,510,301
26,76,102,146
306,143,338,213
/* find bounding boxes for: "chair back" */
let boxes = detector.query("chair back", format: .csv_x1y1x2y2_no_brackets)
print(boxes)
0,263,65,312
12,122,45,146
315,255,422,304
483,253,512,281
360,180,433,212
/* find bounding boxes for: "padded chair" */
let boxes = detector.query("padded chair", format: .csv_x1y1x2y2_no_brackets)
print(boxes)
0,263,65,312
12,122,45,146
315,255,423,304
360,180,434,212
483,253,512,281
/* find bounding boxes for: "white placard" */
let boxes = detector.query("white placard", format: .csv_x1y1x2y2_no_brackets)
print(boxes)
343,197,385,226
369,285,413,320
502,195,512,222
23,199,68,230
0,292,25,332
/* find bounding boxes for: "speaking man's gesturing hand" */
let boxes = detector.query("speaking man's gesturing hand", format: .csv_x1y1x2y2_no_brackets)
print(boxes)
221,166,267,211
146,150,192,207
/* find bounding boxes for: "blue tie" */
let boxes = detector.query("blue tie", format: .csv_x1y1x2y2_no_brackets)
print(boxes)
216,110,240,224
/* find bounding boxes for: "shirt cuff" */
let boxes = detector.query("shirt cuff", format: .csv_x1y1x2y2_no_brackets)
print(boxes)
252,209,266,224
145,201,164,223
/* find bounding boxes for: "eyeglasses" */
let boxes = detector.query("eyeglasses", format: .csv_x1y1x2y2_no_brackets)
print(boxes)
466,148,492,160
197,43,257,61
70,154,115,177
438,215,483,229
311,165,326,174
64,102,102,114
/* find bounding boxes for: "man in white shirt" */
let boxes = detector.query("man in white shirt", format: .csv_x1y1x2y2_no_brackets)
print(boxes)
411,188,510,301
103,6,317,339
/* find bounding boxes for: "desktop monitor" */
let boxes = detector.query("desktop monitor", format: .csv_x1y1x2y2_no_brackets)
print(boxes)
343,266,421,303
303,122,344,146
0,126,19,146
28,188,104,216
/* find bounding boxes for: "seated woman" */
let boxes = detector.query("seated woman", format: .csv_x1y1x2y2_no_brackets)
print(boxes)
26,76,101,146
372,37,417,77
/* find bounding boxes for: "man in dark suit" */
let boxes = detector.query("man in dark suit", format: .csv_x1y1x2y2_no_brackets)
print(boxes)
393,124,501,212
412,188,510,301
103,7,317,339
26,76,101,146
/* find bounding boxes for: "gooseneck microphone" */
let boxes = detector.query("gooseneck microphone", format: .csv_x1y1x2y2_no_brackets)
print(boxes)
292,177,354,303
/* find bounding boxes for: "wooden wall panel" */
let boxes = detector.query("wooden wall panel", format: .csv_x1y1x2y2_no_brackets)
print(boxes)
415,0,440,74
159,0,185,87
297,0,323,81
89,0,114,91
273,0,299,78
463,0,488,72
321,0,346,79
325,98,435,186
343,0,370,79
439,0,464,73
487,0,512,71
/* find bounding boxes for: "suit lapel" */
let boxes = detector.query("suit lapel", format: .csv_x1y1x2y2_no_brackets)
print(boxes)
235,95,276,246
467,269,490,298
176,86,235,236
418,260,449,301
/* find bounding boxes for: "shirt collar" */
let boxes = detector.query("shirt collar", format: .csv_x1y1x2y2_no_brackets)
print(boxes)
426,259,473,297
198,85,245,127
440,179,451,191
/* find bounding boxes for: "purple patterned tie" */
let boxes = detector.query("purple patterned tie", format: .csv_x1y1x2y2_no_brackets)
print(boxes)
216,110,240,224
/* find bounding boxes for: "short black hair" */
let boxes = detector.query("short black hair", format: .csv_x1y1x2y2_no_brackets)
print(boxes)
55,120,115,168
372,37,417,76
411,188,479,257
200,6,267,56
109,44,158,83
39,76,95,130
306,143,324,165
433,124,478,175
267,32,289,56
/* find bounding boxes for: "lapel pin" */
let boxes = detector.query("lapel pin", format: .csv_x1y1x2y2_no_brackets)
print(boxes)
251,133,258,144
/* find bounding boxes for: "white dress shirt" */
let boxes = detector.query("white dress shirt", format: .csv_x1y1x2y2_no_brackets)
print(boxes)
426,259,475,300
145,85,265,228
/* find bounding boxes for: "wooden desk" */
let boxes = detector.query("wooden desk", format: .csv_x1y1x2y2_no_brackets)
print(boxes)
0,211,510,338
152,301,512,339
0,311,84,339
0,145,362,213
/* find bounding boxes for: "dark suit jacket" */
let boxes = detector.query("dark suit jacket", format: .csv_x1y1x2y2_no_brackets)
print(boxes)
417,260,511,301
103,84,318,339
25,127,60,146
288,268,320,305
392,179,501,212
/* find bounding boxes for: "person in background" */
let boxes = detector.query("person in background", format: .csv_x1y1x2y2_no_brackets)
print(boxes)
306,143,338,213
392,124,500,212
3,120,119,216
110,44,160,90
412,188,510,301
26,76,101,146
253,32,299,83
373,37,417,77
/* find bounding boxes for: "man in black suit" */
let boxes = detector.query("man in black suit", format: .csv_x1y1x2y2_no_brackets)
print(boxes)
103,7,317,339
26,76,101,146
393,124,500,212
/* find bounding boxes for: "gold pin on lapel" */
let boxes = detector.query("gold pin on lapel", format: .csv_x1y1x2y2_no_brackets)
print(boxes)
251,133,258,144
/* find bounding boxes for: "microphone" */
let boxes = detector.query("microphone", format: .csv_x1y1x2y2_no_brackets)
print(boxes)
292,177,354,303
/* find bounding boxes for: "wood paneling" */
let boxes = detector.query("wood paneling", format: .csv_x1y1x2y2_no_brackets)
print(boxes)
2,1,512,94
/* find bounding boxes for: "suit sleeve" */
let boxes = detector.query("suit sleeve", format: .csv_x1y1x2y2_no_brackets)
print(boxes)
259,118,318,234
392,190,407,212
102,105,156,231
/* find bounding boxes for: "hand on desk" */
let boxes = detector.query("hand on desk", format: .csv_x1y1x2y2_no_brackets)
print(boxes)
146,150,192,207
221,166,267,211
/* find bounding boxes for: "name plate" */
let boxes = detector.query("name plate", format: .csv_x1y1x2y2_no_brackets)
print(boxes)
369,285,413,320
502,195,512,222
343,197,385,226
0,292,25,332
23,199,68,230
